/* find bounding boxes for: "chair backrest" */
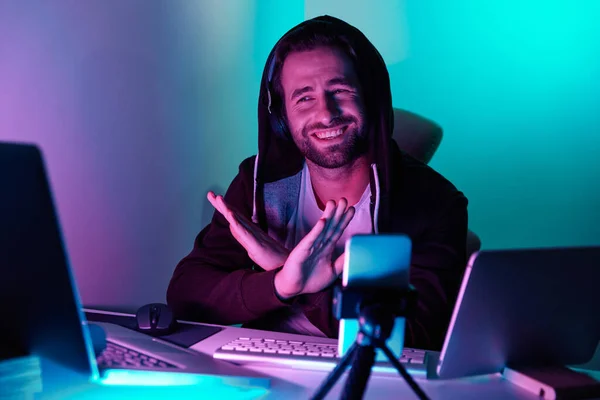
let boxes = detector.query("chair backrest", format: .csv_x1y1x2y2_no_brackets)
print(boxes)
392,108,443,164
392,108,482,258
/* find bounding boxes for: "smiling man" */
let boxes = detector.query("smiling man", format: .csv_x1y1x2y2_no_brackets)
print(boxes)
167,16,468,351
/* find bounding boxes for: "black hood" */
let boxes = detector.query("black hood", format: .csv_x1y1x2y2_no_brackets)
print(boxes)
254,15,396,228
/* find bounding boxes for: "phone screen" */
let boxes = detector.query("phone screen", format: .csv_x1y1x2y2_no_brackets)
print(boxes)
338,234,412,361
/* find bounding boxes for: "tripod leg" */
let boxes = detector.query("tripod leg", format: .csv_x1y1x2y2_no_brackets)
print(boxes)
310,342,359,400
379,345,430,400
341,345,376,400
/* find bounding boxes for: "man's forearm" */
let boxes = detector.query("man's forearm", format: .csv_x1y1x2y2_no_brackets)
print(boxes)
167,261,290,324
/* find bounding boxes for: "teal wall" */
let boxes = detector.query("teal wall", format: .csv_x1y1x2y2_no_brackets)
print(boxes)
310,1,600,249
398,1,600,249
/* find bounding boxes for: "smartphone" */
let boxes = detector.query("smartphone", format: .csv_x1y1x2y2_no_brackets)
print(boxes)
338,234,412,362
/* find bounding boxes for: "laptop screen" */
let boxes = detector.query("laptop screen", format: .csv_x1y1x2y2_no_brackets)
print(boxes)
0,142,98,378
437,247,600,379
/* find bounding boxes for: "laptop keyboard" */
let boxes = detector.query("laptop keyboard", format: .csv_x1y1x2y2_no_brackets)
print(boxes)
97,341,179,369
214,337,427,366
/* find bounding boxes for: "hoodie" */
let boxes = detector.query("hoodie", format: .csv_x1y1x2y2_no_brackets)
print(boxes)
166,16,468,351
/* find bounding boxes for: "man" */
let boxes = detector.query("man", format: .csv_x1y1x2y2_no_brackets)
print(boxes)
167,16,468,351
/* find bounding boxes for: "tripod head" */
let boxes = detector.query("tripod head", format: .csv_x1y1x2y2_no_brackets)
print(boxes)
333,284,418,350
332,284,418,321
354,303,395,348
311,284,430,400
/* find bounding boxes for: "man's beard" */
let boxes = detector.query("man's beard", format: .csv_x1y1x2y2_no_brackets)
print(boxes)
294,117,369,169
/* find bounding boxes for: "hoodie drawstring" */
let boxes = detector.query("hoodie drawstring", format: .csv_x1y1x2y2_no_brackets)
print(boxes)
371,163,381,234
251,152,259,224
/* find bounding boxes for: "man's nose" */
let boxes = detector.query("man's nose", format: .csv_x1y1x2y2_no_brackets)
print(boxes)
315,93,342,125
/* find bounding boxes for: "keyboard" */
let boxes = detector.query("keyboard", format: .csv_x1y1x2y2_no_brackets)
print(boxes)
213,337,427,374
97,341,179,369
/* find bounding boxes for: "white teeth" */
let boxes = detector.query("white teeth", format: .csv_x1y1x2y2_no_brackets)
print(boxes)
314,128,344,139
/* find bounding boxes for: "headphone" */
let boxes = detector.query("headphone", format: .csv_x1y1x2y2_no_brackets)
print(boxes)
264,18,354,140
265,54,290,140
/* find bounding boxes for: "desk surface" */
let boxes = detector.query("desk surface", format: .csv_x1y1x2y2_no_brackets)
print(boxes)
25,309,600,400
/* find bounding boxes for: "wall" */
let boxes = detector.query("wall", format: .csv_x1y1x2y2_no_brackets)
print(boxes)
1,0,598,311
309,0,600,249
0,0,303,311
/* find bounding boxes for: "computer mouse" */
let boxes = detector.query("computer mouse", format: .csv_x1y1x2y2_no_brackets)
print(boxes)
135,303,177,336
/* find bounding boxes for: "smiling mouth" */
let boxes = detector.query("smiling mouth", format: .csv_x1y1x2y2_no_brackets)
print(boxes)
312,126,347,140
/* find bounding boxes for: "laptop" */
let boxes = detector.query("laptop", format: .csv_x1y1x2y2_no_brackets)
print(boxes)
0,142,269,391
437,247,600,379
213,244,600,380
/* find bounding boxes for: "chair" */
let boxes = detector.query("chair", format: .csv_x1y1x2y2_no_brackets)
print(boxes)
392,108,481,260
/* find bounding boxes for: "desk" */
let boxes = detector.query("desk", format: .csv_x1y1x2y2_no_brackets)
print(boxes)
28,309,600,399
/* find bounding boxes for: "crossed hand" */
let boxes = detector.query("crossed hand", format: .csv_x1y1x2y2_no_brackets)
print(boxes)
207,192,355,299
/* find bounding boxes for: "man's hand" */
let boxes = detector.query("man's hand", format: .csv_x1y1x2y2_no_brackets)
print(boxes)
207,191,289,271
274,198,355,299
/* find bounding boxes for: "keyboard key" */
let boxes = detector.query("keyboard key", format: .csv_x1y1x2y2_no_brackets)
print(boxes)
215,338,428,374
97,342,179,369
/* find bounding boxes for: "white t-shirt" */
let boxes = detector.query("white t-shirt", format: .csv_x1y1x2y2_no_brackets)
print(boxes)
277,163,373,337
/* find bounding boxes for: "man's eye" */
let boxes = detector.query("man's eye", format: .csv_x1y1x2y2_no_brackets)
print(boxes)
297,96,312,103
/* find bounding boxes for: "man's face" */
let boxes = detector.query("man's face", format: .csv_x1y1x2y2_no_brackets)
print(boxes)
280,46,367,169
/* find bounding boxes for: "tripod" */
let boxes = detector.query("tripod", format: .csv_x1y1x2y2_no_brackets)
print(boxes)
310,286,431,400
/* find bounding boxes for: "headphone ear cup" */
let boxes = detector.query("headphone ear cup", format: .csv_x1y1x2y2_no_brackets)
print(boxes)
269,110,290,140
266,82,291,140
